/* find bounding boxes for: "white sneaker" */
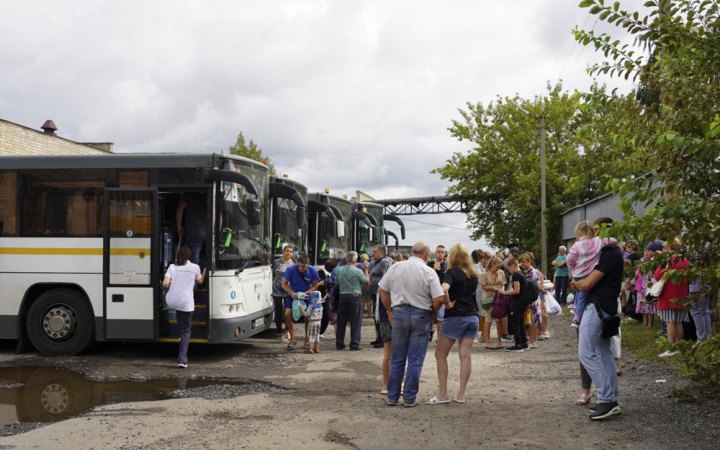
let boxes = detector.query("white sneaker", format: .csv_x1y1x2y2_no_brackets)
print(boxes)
658,350,672,358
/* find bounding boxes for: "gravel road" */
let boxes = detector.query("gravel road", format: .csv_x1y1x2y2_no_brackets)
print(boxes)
0,314,718,449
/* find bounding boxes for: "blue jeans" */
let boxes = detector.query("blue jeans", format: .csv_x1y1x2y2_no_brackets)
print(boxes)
691,295,712,341
578,305,618,403
336,294,362,349
184,227,208,269
388,305,431,403
574,289,588,321
176,310,193,365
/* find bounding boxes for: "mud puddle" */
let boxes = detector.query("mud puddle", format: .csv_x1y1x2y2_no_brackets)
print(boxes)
0,366,285,435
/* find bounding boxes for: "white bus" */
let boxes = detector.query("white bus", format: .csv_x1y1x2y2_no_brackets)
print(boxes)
0,153,273,356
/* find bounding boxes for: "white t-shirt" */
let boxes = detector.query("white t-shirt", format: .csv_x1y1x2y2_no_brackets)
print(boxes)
378,256,444,311
165,262,202,312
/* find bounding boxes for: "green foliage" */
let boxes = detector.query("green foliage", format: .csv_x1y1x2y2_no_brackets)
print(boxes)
575,0,720,294
433,82,638,267
228,131,276,174
670,335,720,399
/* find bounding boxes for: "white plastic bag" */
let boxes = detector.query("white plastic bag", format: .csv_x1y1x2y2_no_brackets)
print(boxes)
544,291,561,315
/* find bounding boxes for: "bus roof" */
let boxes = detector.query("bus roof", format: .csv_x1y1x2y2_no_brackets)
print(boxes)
0,152,269,171
308,192,352,207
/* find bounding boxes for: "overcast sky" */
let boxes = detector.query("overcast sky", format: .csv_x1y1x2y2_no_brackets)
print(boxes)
0,0,640,253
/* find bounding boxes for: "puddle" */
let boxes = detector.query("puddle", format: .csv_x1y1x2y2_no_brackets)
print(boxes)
0,366,284,435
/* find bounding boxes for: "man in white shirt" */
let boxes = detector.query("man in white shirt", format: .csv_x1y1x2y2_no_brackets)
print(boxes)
379,242,445,407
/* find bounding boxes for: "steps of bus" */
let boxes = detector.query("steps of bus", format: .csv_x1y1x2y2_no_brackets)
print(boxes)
159,287,209,342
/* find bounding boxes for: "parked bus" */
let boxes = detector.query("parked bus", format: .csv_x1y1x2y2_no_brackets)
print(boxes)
0,153,273,356
269,175,307,258
352,200,385,255
307,192,352,267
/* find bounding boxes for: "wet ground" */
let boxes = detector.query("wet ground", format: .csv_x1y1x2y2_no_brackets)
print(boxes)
0,315,718,449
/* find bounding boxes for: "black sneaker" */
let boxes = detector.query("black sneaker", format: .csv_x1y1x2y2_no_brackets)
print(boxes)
403,398,418,407
505,345,524,353
589,402,620,420
370,339,381,346
372,341,384,348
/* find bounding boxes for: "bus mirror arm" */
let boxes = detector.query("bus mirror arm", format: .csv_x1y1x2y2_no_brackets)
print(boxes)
383,214,406,240
270,182,306,228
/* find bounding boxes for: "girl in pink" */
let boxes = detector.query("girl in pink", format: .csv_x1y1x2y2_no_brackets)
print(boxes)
567,221,617,326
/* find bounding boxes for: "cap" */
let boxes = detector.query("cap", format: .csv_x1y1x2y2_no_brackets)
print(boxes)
297,254,310,264
646,240,664,252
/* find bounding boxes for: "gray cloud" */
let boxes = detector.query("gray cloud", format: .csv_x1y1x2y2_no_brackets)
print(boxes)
1,0,640,256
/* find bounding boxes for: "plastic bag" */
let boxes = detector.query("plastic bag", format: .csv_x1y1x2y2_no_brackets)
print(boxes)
544,291,561,315
292,294,307,321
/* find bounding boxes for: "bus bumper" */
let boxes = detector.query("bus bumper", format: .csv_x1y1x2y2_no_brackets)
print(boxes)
209,307,273,343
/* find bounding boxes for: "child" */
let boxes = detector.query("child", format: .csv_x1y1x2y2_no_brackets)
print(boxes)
303,291,323,353
566,220,617,327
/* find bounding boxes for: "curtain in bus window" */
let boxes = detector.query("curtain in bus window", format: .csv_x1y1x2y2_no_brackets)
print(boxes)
0,172,18,236
20,177,102,237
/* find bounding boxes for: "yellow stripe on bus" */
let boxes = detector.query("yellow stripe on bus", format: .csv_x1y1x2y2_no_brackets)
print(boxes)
0,247,150,256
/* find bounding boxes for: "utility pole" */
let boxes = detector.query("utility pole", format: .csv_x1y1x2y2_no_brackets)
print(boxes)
539,115,547,277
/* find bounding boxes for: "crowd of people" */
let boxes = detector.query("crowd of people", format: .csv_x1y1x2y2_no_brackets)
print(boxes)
268,217,718,421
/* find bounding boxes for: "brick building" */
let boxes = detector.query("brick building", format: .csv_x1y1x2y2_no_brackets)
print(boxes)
0,119,113,155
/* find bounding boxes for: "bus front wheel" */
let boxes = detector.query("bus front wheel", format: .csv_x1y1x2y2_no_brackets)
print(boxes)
26,289,94,356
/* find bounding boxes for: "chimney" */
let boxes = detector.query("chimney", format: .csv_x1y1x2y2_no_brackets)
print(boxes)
41,120,57,135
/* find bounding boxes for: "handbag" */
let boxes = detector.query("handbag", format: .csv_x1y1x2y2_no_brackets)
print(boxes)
595,303,621,338
490,294,510,319
648,279,665,299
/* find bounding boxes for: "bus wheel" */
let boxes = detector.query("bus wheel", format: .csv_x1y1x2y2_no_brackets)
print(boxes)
26,289,94,356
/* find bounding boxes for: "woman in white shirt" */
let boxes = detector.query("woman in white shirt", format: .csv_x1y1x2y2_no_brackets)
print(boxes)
162,245,206,368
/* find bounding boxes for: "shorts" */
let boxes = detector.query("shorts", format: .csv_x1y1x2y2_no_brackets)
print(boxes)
284,296,307,309
379,321,392,342
483,307,496,323
440,315,479,340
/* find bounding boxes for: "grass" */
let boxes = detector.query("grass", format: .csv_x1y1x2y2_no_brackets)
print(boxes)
620,318,668,364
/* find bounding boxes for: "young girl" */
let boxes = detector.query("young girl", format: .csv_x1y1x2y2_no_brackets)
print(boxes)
303,291,324,353
566,221,617,327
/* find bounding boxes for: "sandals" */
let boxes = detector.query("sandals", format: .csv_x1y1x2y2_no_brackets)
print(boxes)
426,395,451,405
453,397,466,404
575,393,593,405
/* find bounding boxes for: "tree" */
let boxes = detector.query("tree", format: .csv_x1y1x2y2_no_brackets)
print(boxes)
228,131,276,174
574,0,720,286
433,82,639,266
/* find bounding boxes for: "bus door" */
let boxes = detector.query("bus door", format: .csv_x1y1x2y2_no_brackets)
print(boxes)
103,188,158,340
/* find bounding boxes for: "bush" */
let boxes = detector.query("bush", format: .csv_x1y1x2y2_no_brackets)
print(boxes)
668,336,720,399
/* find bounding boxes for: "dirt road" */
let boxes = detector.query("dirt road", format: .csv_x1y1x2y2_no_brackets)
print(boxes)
0,314,718,449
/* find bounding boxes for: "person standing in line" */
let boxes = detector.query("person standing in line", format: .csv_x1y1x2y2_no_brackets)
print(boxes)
368,245,395,392
479,256,506,349
282,254,320,350
162,245,206,368
571,218,624,420
428,244,479,405
655,239,691,357
499,259,529,352
552,246,570,305
379,242,445,407
473,251,491,341
272,245,295,341
428,245,448,341
319,259,338,339
335,251,369,351
175,192,208,270
634,241,662,328
369,245,393,350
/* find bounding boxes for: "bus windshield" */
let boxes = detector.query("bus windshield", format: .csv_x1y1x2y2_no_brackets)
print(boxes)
216,160,271,270
273,197,305,254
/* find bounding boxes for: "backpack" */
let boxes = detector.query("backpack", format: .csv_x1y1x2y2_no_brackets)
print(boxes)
519,269,540,305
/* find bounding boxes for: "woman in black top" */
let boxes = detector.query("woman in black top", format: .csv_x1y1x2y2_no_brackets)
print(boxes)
427,243,479,405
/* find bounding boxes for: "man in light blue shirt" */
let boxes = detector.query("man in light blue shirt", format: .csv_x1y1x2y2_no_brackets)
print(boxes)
335,251,369,350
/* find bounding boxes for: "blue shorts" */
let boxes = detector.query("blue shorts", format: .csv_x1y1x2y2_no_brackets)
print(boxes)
440,315,479,340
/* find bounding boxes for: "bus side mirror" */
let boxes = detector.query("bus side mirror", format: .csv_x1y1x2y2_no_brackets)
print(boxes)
246,198,261,226
336,220,345,238
369,228,374,242
220,228,232,248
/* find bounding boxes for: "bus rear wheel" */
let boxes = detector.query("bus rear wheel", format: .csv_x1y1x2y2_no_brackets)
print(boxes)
26,289,94,356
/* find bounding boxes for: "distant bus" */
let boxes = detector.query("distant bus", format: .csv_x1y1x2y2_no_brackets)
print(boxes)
269,175,308,258
0,153,273,356
307,192,352,268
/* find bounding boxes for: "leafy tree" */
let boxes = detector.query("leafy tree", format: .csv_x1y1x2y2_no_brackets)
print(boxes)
433,82,639,267
228,131,276,174
574,0,720,287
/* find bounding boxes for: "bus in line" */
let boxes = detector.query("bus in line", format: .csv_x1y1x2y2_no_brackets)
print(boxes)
0,153,273,356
